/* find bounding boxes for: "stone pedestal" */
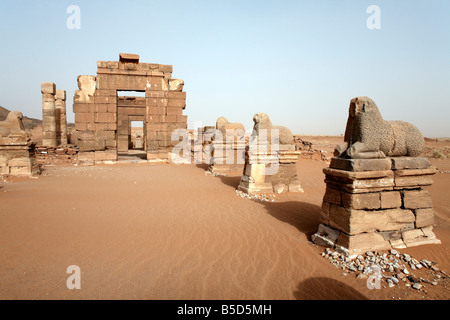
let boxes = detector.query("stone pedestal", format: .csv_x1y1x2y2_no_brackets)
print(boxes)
0,141,39,177
312,157,441,256
208,139,246,175
237,144,303,195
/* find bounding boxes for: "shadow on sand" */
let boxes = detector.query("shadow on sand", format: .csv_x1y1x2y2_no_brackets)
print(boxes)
217,175,242,189
294,277,368,300
213,175,322,237
262,200,321,237
195,163,210,171
204,170,322,238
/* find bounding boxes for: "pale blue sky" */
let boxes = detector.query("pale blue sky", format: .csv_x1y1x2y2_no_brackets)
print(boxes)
0,0,449,136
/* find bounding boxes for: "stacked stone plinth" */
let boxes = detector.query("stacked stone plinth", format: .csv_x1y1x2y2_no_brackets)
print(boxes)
209,139,246,175
312,157,441,256
237,144,303,195
0,142,39,177
0,113,39,177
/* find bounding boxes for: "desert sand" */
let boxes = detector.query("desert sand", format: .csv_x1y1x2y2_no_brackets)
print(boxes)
0,137,449,300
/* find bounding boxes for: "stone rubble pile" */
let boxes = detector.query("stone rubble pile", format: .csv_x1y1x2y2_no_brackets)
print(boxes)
35,146,79,165
321,248,448,291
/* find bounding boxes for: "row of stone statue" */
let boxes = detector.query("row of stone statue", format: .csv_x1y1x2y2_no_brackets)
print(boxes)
208,96,439,256
214,96,425,159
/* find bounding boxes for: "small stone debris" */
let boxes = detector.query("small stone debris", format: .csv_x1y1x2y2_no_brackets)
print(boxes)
412,283,423,290
235,190,276,202
205,170,227,177
319,248,446,292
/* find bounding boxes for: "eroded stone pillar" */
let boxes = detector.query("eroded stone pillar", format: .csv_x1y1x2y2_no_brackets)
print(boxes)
41,83,57,147
55,90,68,145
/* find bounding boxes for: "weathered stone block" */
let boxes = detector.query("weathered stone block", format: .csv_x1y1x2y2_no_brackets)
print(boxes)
336,232,391,256
177,115,188,123
391,157,430,170
380,191,402,209
330,157,392,172
75,113,95,123
403,190,433,209
55,90,66,101
167,99,186,108
402,227,441,247
77,152,95,161
323,187,342,205
159,64,173,73
341,191,380,210
94,150,117,161
95,113,116,123
73,103,93,113
329,205,415,235
320,202,331,224
166,107,183,116
324,168,394,193
95,96,117,104
414,208,434,228
312,224,340,248
41,83,56,94
106,61,119,69
167,91,186,100
169,79,184,91
394,168,435,188
119,53,139,63
148,106,166,115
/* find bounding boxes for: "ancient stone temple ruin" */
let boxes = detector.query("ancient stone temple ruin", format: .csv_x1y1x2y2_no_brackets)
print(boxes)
237,112,303,195
312,97,440,256
208,117,246,175
0,111,39,176
73,53,187,163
